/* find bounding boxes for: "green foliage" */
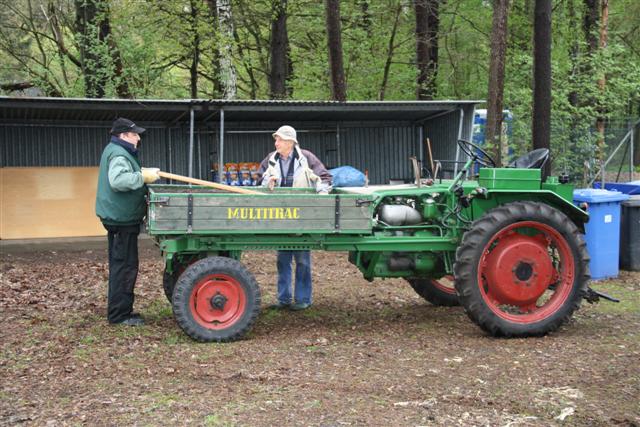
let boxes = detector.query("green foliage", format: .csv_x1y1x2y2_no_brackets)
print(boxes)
1,0,639,174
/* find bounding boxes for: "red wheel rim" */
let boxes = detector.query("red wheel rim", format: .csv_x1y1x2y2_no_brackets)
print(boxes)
189,274,247,330
477,221,575,323
430,275,455,295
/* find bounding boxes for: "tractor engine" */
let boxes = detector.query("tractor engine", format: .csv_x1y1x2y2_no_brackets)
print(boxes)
348,195,447,280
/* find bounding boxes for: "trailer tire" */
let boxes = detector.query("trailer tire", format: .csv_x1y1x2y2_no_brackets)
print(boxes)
406,276,459,306
454,201,589,337
162,255,203,303
172,256,261,342
162,270,179,303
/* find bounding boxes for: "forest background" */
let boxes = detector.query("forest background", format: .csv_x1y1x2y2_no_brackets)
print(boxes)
1,0,639,179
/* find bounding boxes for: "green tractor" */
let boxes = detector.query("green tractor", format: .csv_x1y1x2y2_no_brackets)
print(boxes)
147,140,594,342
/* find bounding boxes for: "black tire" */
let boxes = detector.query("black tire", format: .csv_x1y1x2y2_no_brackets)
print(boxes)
406,275,459,306
162,269,179,303
162,255,202,303
454,201,590,337
172,256,261,342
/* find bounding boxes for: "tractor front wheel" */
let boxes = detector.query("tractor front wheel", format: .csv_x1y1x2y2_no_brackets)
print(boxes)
406,275,459,306
172,256,261,342
454,201,589,337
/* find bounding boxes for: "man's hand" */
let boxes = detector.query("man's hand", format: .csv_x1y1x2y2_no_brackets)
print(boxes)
267,176,278,191
141,167,160,184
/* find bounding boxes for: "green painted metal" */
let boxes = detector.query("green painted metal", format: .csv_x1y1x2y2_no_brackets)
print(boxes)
147,166,588,280
478,168,541,190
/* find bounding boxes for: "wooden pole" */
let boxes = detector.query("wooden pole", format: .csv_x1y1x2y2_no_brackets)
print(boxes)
157,171,263,195
426,138,435,176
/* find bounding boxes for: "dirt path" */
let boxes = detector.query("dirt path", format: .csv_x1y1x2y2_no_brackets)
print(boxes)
1,246,639,426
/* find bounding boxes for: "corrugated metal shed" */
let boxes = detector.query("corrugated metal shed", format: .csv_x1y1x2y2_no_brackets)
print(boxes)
0,97,480,184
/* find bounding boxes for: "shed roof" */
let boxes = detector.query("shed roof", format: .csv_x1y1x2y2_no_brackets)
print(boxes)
0,97,481,125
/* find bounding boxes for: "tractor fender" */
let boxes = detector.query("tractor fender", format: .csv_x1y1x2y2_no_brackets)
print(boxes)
482,190,589,233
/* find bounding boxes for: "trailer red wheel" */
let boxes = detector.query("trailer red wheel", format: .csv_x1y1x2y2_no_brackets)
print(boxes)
406,275,459,306
189,273,246,329
172,256,260,342
454,202,589,337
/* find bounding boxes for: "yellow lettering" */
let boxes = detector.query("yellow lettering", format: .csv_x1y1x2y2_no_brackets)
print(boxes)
227,206,302,220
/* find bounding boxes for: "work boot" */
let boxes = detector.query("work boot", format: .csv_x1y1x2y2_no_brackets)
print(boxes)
290,302,311,311
267,302,290,310
112,317,145,326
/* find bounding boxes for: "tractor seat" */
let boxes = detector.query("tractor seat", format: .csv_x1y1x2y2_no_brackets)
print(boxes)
508,148,549,169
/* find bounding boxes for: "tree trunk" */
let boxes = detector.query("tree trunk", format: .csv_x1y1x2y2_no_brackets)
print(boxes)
414,0,439,100
75,0,110,98
485,0,510,166
567,0,579,108
189,0,200,99
379,1,402,101
359,0,372,37
533,0,552,178
595,0,608,162
583,0,599,54
204,0,224,98
325,0,347,101
109,38,130,98
216,0,237,99
269,0,292,99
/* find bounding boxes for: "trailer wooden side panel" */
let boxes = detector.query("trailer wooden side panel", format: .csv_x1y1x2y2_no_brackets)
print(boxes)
148,185,375,234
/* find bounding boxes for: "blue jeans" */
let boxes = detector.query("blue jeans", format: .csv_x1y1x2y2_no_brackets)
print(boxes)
276,251,312,305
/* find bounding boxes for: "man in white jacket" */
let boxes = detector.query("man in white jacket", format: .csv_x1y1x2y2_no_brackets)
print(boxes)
257,125,332,310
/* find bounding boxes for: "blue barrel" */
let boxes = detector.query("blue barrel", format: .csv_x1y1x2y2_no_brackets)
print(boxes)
574,189,630,280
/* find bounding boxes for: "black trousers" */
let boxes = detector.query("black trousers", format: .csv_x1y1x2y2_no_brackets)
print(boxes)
104,224,140,323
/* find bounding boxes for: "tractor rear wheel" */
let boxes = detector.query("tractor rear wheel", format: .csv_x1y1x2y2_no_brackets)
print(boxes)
454,201,589,337
172,256,261,342
406,275,459,306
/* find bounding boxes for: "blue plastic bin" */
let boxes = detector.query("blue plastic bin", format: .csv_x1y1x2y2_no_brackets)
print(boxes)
574,189,630,280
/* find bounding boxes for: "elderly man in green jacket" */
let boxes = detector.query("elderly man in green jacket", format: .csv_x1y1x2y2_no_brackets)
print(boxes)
95,118,159,326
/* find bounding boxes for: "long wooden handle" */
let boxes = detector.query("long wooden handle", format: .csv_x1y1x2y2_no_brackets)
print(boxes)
426,138,435,175
157,171,263,195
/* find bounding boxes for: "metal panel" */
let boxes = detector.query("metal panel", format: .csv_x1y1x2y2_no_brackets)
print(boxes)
422,108,475,179
1,99,477,186
1,124,105,167
1,123,176,170
340,126,420,184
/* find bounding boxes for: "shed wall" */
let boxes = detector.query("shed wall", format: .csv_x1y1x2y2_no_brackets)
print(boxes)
2,116,473,185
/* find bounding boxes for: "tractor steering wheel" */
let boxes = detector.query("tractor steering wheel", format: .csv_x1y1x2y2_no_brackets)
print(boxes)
457,139,497,168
